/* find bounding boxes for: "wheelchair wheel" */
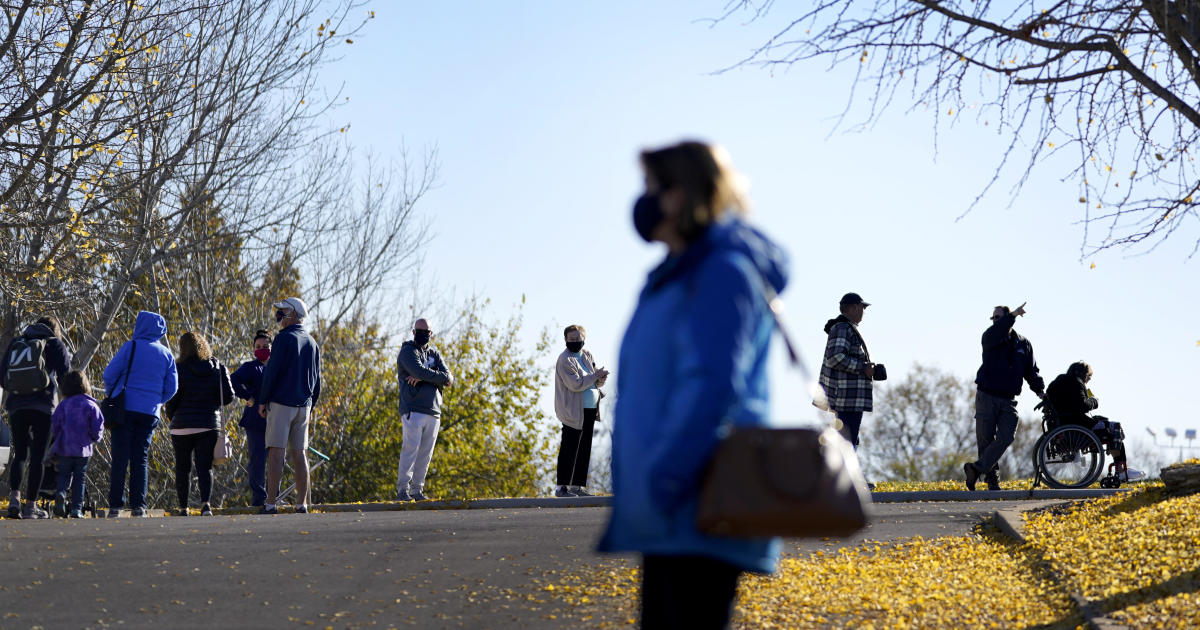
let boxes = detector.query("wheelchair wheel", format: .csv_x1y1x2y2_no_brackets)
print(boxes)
1031,433,1049,486
1035,424,1105,489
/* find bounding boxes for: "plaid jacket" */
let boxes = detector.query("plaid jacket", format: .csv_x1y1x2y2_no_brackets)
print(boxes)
819,319,873,413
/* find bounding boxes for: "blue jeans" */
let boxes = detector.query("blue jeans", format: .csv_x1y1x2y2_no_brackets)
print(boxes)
108,411,158,510
244,427,267,506
56,456,89,512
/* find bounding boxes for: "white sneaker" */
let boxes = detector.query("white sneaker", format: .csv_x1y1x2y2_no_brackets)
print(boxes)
1125,468,1146,481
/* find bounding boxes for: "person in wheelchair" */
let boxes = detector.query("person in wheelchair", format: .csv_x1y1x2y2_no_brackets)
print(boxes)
1045,361,1144,481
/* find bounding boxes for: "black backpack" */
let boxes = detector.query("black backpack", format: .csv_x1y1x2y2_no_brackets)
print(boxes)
4,337,52,396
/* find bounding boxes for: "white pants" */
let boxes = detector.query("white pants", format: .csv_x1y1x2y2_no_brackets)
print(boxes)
397,411,441,493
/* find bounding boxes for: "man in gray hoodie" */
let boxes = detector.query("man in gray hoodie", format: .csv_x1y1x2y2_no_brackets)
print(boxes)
395,318,453,501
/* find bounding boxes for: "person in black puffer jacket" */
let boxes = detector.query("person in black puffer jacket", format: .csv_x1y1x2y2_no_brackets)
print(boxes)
1,316,71,519
163,332,234,515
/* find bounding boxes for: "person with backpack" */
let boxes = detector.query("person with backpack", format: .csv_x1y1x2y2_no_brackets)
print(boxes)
1,316,71,519
163,332,234,516
49,371,104,518
102,311,178,517
230,329,272,507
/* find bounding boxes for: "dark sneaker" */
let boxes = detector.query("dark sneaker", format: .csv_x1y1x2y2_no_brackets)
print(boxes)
200,503,212,516
259,504,278,515
8,503,22,519
554,486,575,498
396,490,413,502
69,510,83,519
107,508,120,518
571,487,594,497
410,490,429,501
294,505,308,514
963,462,979,491
174,507,190,516
22,504,48,519
130,508,146,517
54,494,68,518
986,475,1002,491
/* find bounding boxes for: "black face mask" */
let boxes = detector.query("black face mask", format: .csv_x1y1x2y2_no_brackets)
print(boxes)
566,341,584,353
413,330,432,346
632,193,663,243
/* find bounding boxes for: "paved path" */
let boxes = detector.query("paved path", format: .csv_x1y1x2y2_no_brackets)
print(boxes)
0,501,1060,629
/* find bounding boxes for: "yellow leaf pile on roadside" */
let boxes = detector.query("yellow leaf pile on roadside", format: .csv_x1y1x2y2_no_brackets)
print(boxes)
1023,486,1200,628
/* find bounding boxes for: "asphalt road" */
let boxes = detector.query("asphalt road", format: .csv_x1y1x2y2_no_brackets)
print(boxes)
0,501,1056,629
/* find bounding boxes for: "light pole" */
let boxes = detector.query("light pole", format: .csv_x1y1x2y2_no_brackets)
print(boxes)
1187,429,1197,461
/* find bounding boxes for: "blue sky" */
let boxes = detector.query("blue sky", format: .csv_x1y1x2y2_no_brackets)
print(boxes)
319,2,1200,468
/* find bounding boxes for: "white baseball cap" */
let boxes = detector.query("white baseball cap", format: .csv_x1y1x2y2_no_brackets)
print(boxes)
272,297,308,319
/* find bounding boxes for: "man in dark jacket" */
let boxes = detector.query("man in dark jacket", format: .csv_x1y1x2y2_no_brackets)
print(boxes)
1,317,71,519
395,318,453,501
1046,361,1144,480
965,303,1045,491
257,297,321,514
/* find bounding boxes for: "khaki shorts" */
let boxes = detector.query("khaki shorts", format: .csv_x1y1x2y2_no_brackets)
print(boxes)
265,403,309,451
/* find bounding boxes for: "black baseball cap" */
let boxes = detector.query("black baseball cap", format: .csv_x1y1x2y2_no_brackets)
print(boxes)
839,292,870,307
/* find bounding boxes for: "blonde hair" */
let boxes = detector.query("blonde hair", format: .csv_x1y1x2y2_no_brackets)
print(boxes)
178,331,213,362
640,140,748,242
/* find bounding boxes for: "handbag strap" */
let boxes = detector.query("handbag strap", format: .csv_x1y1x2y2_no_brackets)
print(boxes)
117,340,137,396
759,285,834,415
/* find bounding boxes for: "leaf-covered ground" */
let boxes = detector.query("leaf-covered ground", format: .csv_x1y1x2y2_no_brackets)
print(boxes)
1023,485,1200,629
555,484,1198,629
553,531,1079,629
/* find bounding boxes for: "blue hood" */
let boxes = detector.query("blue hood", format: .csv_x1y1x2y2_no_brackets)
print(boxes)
133,311,167,342
645,217,788,297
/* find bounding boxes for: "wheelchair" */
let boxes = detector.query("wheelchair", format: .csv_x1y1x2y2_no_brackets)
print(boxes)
1031,400,1129,489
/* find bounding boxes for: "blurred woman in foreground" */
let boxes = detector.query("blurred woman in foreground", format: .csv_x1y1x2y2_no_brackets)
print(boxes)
598,141,789,629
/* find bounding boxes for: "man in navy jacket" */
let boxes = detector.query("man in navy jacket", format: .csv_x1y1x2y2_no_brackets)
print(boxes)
965,302,1045,491
257,297,321,514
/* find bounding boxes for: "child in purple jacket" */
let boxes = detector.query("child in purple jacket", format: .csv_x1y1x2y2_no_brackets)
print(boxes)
50,371,104,518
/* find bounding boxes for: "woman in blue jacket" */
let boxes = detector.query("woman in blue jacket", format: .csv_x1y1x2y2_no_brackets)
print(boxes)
102,311,178,517
230,329,271,506
598,141,789,629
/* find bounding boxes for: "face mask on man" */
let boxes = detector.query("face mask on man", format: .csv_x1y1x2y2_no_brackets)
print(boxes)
253,348,271,362
632,193,663,243
413,329,432,346
566,341,584,353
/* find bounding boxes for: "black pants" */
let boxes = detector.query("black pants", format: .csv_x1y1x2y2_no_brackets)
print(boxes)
556,408,597,486
8,409,51,498
836,410,864,448
641,555,743,630
172,431,218,508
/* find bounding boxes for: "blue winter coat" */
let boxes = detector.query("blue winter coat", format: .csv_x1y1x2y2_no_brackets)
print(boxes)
102,311,178,417
597,217,789,574
230,359,266,430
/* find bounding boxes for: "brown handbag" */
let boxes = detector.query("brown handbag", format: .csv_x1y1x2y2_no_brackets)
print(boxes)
696,293,872,538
